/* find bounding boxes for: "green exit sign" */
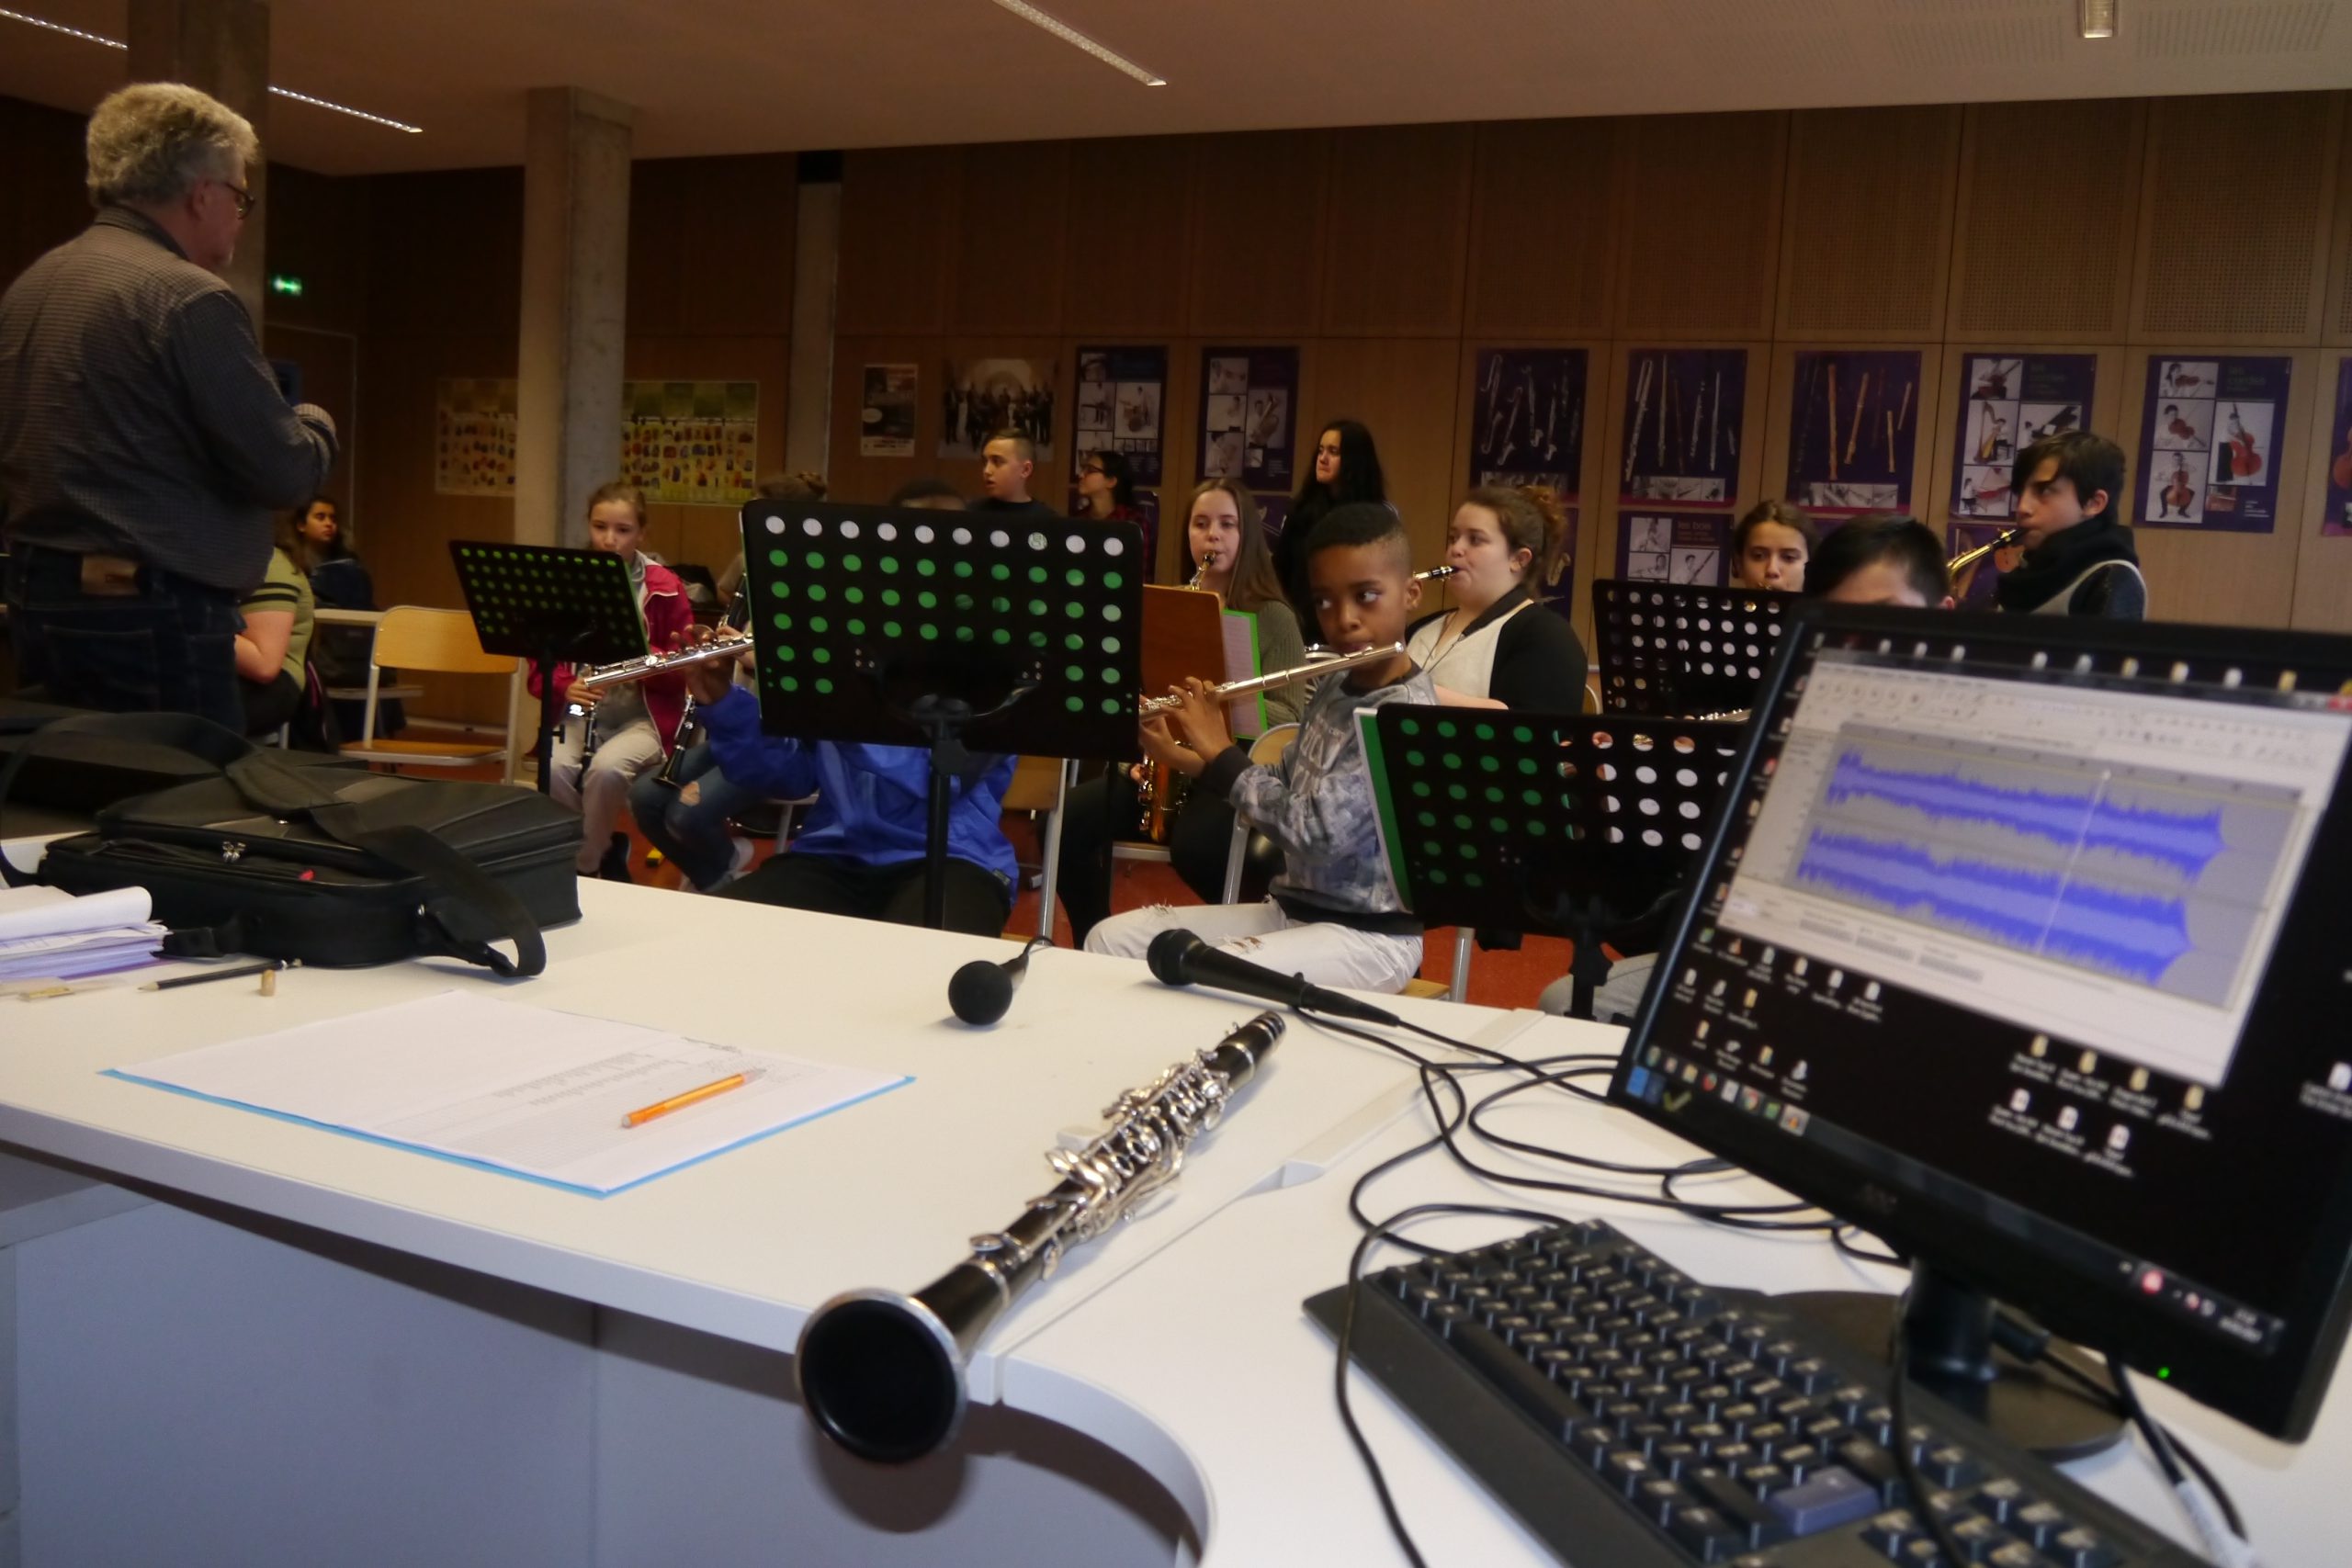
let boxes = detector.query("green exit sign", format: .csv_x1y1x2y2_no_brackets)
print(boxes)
268,274,304,298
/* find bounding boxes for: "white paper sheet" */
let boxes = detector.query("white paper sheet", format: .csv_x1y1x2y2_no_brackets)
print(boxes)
111,991,910,1194
0,886,153,942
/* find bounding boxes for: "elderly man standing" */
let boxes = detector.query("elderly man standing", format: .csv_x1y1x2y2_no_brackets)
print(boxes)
0,83,338,727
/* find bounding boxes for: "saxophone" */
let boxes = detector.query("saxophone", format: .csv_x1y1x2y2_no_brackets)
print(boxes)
795,1010,1285,1462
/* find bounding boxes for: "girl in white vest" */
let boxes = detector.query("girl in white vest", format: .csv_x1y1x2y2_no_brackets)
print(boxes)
1404,485,1588,710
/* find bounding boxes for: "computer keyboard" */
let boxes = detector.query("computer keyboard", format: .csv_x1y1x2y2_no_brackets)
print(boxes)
1305,1218,2203,1566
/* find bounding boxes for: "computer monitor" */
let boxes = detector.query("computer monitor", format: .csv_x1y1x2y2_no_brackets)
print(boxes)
1611,605,2352,1444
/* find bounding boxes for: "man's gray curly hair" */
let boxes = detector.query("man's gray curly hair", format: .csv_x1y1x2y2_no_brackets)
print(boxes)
85,83,259,209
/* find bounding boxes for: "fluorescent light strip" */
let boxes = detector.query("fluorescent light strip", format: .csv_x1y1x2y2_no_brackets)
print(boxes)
0,7,424,133
989,0,1166,87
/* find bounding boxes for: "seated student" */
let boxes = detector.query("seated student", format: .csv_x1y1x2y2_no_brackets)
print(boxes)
1406,484,1588,710
1083,504,1435,995
1997,431,2144,618
232,514,317,738
1730,499,1816,592
681,639,1017,936
538,483,694,882
1804,513,1953,608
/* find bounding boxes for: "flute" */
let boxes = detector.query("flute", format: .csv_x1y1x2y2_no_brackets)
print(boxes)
1138,642,1404,716
574,636,752,691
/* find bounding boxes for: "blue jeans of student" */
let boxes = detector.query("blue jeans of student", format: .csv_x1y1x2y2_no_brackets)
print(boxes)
627,740,766,890
6,544,243,730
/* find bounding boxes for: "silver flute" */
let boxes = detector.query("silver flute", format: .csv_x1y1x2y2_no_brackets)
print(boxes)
574,635,752,690
1137,641,1404,716
795,1011,1284,1462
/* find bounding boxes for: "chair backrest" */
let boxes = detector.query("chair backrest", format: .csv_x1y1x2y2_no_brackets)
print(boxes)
1001,755,1068,814
371,607,514,677
1248,725,1300,767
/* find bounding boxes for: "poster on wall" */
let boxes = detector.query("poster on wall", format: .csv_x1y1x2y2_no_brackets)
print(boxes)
1471,348,1587,616
1784,350,1924,515
620,382,759,505
1620,348,1744,507
859,364,918,457
434,378,517,496
1949,354,2098,520
1197,346,1300,493
938,359,1056,461
2136,355,2291,532
1616,513,1729,587
2325,359,2352,537
1073,346,1167,486
1946,521,2028,610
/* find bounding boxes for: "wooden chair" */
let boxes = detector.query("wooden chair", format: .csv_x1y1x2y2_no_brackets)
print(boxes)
1002,755,1074,942
340,607,522,780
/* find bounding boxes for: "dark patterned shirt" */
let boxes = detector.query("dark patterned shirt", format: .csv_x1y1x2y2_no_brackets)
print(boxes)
0,207,337,592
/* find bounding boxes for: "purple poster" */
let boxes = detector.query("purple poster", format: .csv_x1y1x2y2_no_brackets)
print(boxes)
1785,350,1924,516
1617,513,1729,587
1945,521,2028,610
1950,354,2098,521
1074,345,1166,486
1473,348,1587,495
1198,346,1300,493
1621,348,1744,507
2321,358,2352,536
2137,355,2291,533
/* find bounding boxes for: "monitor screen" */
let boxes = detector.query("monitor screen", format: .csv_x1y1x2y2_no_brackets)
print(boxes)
1612,607,2352,1439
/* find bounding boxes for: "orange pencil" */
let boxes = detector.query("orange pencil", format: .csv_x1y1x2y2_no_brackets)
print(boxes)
622,1072,748,1128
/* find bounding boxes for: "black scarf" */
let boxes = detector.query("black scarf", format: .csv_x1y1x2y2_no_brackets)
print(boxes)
1994,516,2140,613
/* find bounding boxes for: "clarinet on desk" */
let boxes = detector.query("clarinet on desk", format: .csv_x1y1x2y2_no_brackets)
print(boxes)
795,1010,1285,1462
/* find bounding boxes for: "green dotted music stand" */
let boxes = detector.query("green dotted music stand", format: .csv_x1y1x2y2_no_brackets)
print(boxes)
1589,580,1796,718
739,502,1147,926
449,541,649,795
1362,705,1746,1018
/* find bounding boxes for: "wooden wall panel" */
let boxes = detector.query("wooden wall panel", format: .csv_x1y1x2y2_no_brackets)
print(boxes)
367,169,525,342
1319,124,1473,338
1614,112,1786,340
630,154,797,339
949,142,1069,335
2132,94,2339,345
1064,137,1193,337
2324,107,2352,348
1780,105,1962,340
1185,132,1328,336
1948,101,2142,343
1465,118,1618,340
836,147,960,334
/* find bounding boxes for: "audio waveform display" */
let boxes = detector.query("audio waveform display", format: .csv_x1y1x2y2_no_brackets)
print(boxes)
1794,829,2190,985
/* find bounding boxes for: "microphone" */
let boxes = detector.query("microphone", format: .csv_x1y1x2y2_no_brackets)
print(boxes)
1145,928,1400,1026
948,936,1051,1026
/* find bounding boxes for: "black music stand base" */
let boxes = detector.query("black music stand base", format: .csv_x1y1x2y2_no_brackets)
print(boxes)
907,696,978,931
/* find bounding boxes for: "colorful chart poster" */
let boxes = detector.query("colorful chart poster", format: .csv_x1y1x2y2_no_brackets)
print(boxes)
1074,346,1167,487
1785,350,1924,515
859,364,917,457
939,359,1056,461
1198,346,1300,492
434,378,517,496
1617,513,1729,587
1621,348,1744,507
620,381,759,505
1946,521,2028,610
2136,356,2291,532
1950,354,2098,521
2319,358,2352,536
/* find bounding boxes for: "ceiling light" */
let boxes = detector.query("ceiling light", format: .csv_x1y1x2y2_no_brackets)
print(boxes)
2079,0,2118,39
989,0,1166,87
0,7,424,132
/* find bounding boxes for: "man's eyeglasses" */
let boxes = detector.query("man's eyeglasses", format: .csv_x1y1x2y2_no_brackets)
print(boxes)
216,179,255,220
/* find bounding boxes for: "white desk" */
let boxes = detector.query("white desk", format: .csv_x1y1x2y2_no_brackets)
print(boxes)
0,875,2340,1566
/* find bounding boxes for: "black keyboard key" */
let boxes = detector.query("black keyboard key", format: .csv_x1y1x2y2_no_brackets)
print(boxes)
1448,1322,1587,1440
1785,1356,1831,1392
1685,1466,1792,1549
1766,1463,1882,1536
1864,1508,1921,1554
1920,1444,1986,1490
1775,1441,1823,1481
1973,1476,2032,1524
1635,1475,1695,1525
2008,1501,2070,1548
1708,1440,1758,1474
1947,1514,2004,1561
1603,1449,1659,1496
1986,1544,2053,1568
1652,1440,1701,1479
1837,1437,1905,1502
1668,1503,1748,1561
1899,1540,1951,1567
1739,1462,1791,1497
2047,1527,2119,1568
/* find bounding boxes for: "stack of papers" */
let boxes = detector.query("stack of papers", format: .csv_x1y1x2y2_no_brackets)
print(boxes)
0,886,166,984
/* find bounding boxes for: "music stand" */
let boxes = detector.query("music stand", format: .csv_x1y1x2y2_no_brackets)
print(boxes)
449,542,649,796
1361,705,1745,1019
738,502,1146,928
1589,580,1796,718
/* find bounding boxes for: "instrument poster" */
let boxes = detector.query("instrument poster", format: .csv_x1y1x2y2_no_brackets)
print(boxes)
1946,522,2025,609
621,381,759,506
1074,345,1166,486
1950,354,2098,521
1620,348,1744,507
1617,512,1728,587
2321,358,2352,536
1474,348,1586,493
434,378,518,496
859,363,918,457
1197,345,1299,492
1784,350,1923,516
939,358,1056,461
2136,355,2290,532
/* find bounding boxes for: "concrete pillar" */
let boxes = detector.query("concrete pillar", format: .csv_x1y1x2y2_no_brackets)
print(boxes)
126,0,270,325
783,178,839,479
514,87,633,548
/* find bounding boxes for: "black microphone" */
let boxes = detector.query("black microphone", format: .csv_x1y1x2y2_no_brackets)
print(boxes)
948,936,1051,1026
1145,928,1400,1026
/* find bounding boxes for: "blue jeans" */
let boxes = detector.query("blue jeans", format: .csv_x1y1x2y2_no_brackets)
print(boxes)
6,545,243,730
627,740,767,890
